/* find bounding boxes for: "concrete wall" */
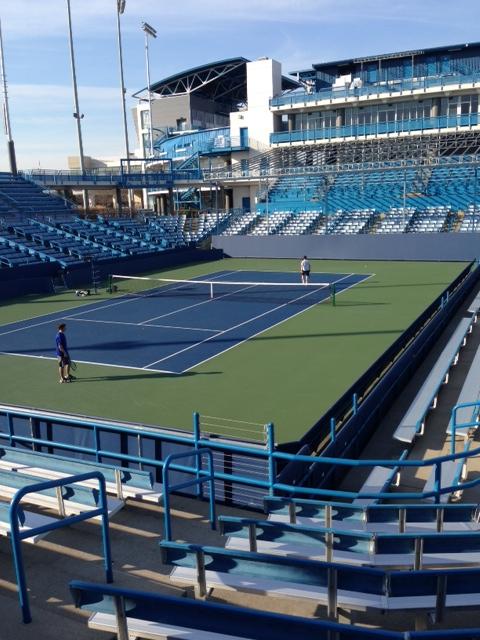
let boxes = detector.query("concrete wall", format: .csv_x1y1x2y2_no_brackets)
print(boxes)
213,232,480,261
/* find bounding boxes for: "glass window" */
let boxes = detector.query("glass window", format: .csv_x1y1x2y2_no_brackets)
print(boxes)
141,110,150,128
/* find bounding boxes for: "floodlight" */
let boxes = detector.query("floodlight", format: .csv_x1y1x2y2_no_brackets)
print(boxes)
118,0,126,14
142,21,157,38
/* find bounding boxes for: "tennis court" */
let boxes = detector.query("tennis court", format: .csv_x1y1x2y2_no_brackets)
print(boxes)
0,269,369,374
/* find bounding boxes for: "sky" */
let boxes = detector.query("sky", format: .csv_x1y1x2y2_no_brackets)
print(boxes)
1,0,480,171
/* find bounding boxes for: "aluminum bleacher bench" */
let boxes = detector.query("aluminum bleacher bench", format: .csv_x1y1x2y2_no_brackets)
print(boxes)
446,345,480,440
264,496,480,533
352,450,407,506
219,516,480,568
394,317,473,444
0,468,123,517
423,440,471,504
0,502,55,543
70,580,388,640
160,541,480,618
0,445,162,503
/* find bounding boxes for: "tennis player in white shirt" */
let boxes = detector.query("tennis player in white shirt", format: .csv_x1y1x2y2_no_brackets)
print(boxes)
300,256,311,284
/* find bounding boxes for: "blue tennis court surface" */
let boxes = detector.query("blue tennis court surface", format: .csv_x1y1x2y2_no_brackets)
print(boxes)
0,270,370,374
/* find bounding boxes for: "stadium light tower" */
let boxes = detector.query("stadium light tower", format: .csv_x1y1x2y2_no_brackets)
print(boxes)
141,21,157,157
66,0,88,210
0,18,17,175
116,0,133,212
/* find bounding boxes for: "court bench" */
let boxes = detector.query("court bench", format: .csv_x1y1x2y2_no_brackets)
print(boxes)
264,496,480,533
0,501,55,544
160,541,480,619
0,468,123,518
219,516,480,568
0,445,162,503
69,580,392,640
394,316,474,444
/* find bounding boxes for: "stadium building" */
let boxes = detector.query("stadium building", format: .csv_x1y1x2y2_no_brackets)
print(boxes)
126,42,480,259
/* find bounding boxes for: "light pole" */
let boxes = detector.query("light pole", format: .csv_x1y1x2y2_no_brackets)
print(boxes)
66,0,88,210
142,21,157,158
0,18,17,175
116,0,133,213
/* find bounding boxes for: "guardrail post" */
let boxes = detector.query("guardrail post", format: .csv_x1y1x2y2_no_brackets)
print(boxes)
352,393,358,415
414,537,423,570
399,508,406,533
435,575,447,624
325,531,334,563
114,469,124,501
288,501,297,524
325,504,332,529
113,595,129,640
248,523,257,553
195,549,207,598
55,486,66,517
434,462,442,504
327,567,337,620
436,508,444,533
193,413,202,498
329,418,336,443
266,423,276,496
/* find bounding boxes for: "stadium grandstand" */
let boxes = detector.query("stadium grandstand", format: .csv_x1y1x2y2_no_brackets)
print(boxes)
5,37,480,640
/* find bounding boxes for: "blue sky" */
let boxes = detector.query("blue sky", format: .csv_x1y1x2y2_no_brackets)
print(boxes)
1,0,480,171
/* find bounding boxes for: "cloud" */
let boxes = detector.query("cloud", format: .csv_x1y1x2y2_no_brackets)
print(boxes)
2,0,476,40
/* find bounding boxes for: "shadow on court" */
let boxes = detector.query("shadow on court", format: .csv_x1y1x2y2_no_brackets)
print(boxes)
71,370,222,383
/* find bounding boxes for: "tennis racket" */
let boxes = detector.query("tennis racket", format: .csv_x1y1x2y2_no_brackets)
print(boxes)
70,360,77,372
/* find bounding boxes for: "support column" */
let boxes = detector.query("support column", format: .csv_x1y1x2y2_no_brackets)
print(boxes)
115,188,122,215
288,114,295,132
431,98,441,118
225,191,231,211
168,187,174,214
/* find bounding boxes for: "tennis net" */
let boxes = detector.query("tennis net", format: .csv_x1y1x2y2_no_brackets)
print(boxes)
108,273,335,304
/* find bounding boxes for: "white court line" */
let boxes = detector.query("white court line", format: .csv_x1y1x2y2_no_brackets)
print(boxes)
138,271,246,324
180,272,371,373
69,317,219,333
0,351,177,375
0,270,239,339
143,280,336,369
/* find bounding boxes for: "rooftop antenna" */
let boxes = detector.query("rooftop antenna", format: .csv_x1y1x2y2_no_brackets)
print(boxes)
0,18,17,175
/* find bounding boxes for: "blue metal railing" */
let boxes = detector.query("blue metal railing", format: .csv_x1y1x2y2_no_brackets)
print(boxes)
450,401,480,454
162,448,216,541
9,472,112,623
271,114,480,145
1,405,480,507
271,73,480,108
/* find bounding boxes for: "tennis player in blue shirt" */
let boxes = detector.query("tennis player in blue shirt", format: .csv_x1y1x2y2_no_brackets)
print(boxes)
56,323,72,383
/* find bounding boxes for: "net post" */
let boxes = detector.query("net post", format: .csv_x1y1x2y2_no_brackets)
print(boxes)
331,283,336,306
107,274,112,294
210,282,213,299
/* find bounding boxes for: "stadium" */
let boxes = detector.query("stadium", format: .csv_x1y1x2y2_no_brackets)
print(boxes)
2,6,480,638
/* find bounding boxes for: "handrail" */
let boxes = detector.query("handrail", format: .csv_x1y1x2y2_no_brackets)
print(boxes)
450,401,480,454
9,471,112,623
1,413,479,505
270,72,480,108
162,448,216,541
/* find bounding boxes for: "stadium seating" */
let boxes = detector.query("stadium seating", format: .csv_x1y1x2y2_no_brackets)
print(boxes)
264,497,480,533
0,444,162,503
160,540,480,618
70,579,394,640
0,172,74,217
393,315,476,444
